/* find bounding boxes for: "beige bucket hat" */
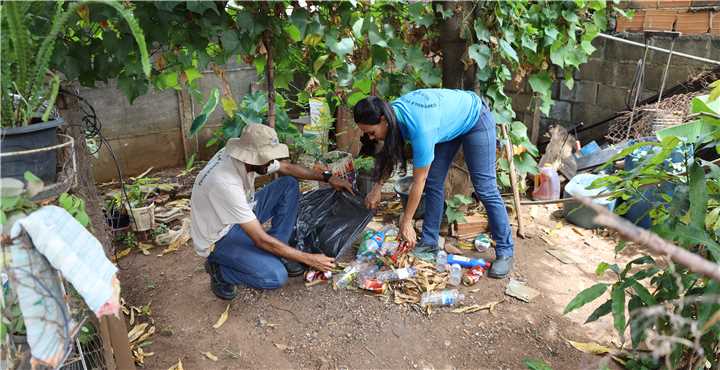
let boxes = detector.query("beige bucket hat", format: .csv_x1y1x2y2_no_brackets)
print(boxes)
226,123,289,165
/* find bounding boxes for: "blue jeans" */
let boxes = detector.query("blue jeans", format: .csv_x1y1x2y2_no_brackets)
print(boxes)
208,176,300,289
420,107,514,257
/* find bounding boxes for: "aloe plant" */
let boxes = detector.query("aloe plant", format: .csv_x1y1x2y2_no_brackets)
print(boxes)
0,0,150,128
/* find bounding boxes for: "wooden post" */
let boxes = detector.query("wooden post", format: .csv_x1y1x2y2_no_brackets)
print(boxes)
501,124,525,238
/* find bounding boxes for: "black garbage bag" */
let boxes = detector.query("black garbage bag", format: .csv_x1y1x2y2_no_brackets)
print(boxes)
290,188,373,257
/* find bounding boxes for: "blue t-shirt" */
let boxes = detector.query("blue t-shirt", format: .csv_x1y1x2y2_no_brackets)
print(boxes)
391,89,483,168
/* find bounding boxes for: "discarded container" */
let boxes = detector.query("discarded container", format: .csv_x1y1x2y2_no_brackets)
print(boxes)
447,254,489,269
436,251,448,272
376,267,416,282
579,141,600,157
127,203,156,232
420,289,465,307
449,264,462,286
462,266,485,286
334,261,371,289
357,230,385,261
473,234,491,253
356,264,379,285
563,173,616,229
305,270,332,283
359,278,385,293
531,166,560,201
379,225,400,256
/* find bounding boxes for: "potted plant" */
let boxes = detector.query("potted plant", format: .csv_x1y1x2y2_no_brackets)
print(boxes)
124,177,160,232
103,192,130,230
0,1,149,183
353,155,375,197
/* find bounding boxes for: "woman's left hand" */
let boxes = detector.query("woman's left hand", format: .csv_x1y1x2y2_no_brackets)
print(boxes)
399,218,417,249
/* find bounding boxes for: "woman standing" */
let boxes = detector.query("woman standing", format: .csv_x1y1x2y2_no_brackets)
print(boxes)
353,89,514,278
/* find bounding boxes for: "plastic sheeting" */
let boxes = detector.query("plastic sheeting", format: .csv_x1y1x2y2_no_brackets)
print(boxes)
291,188,373,257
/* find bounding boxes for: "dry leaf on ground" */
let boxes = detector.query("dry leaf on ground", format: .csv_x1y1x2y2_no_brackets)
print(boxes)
274,343,291,351
203,352,218,361
452,300,504,314
167,359,184,370
213,304,230,329
565,339,611,355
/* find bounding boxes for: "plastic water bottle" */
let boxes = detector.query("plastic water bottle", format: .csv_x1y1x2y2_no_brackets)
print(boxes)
356,264,379,286
376,267,416,282
420,289,465,307
436,251,448,272
357,230,385,260
449,264,462,286
447,254,489,269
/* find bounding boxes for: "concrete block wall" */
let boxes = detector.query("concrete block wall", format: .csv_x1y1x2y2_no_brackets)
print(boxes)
508,33,718,143
71,65,257,182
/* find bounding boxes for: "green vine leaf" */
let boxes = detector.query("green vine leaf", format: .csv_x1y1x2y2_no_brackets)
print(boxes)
469,43,491,69
474,19,491,42
499,39,519,63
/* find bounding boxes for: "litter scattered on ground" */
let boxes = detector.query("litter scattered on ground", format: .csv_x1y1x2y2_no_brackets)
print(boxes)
504,279,540,303
157,218,191,256
213,304,230,329
167,359,184,370
451,300,504,314
203,351,219,361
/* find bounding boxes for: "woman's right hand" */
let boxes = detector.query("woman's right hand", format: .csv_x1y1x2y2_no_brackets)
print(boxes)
364,185,382,210
304,253,335,272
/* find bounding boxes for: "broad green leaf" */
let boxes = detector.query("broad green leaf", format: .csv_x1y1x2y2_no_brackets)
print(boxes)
352,18,364,38
585,300,612,324
1,196,20,211
709,80,720,102
347,91,365,106
595,262,611,277
628,296,647,348
186,1,218,15
524,358,553,370
521,34,537,52
313,55,329,72
620,256,655,279
549,41,565,68
689,162,708,231
468,43,491,69
0,211,6,226
544,27,559,45
221,97,238,118
564,283,608,314
184,68,202,85
437,4,454,19
369,29,387,48
156,70,179,90
190,88,219,136
706,207,720,231
499,39,519,63
75,211,90,227
221,30,240,53
284,24,302,43
474,19,491,42
629,281,656,305
327,36,354,58
672,223,720,261
692,95,720,116
24,171,43,197
611,284,626,338
528,72,552,95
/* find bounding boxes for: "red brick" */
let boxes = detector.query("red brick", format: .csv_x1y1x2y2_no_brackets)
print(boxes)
617,11,647,32
658,0,692,8
627,0,659,9
644,9,679,30
675,10,711,34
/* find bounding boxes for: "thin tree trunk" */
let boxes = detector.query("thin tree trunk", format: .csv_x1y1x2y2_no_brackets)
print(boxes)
263,31,275,128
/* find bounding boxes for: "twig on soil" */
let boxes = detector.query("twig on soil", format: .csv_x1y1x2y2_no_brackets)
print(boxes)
363,345,377,358
223,347,241,359
575,196,720,281
268,302,301,323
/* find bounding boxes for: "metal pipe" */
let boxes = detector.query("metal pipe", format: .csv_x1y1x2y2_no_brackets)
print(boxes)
657,37,677,105
598,33,720,66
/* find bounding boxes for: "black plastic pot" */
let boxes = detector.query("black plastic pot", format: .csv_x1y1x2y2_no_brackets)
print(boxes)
394,176,426,219
105,208,130,230
0,118,64,183
356,171,374,197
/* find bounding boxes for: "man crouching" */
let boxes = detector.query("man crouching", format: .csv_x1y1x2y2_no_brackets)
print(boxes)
190,123,353,300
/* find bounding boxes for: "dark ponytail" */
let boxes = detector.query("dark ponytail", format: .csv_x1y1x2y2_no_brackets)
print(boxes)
353,96,406,182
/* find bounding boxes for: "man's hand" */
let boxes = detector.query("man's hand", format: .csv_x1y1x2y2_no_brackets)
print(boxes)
304,253,336,272
399,217,417,249
364,185,381,210
328,176,354,194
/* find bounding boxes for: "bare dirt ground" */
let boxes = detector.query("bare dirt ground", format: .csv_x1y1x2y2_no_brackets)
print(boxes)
115,169,641,370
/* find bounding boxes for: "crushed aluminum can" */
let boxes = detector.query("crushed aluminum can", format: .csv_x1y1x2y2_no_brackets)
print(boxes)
305,270,332,282
474,233,492,253
462,266,485,286
359,278,385,294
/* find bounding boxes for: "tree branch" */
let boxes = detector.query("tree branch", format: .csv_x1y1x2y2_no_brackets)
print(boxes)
575,196,720,281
